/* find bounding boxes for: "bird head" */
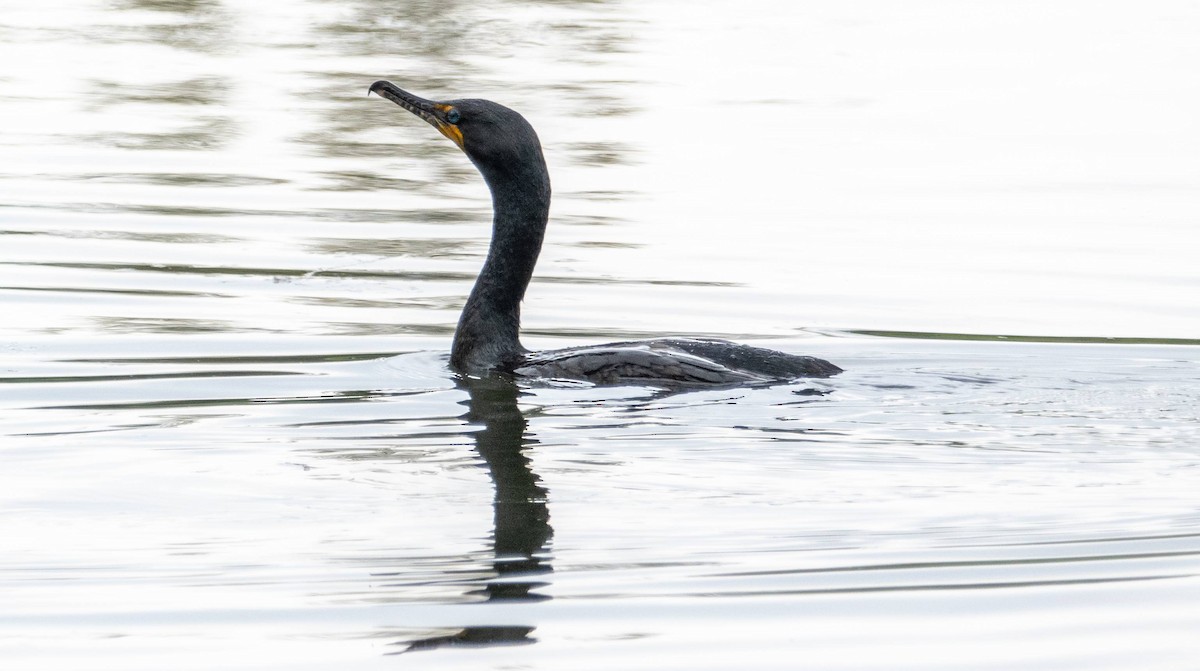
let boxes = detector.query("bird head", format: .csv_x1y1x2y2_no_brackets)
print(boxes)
369,80,546,183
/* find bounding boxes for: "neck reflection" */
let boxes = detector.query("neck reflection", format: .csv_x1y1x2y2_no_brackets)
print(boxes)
461,375,553,601
400,375,552,655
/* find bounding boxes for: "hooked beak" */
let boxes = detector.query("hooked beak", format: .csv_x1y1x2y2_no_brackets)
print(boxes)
369,80,464,150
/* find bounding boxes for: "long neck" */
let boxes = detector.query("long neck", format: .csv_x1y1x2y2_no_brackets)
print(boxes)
451,156,550,374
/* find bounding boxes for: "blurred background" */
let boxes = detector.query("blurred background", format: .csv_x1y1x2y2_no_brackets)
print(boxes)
3,0,1197,342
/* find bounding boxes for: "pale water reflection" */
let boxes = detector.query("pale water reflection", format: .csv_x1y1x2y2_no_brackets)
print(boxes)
2,0,1200,669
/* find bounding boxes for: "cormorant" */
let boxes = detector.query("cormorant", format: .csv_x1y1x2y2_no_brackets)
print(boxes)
369,80,841,388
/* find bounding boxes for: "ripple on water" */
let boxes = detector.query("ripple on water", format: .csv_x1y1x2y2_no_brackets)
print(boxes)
3,0,1200,667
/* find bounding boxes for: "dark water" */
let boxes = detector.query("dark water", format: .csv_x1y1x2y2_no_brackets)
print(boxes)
2,1,1200,669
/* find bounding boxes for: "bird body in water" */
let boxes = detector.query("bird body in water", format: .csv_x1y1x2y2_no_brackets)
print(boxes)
369,80,841,388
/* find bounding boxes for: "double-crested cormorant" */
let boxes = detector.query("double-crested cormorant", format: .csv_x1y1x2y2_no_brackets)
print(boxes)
369,80,841,387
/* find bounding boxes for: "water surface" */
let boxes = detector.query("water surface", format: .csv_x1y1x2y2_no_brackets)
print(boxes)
2,1,1199,669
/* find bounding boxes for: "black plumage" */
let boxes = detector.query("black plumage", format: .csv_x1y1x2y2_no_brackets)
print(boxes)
370,80,840,387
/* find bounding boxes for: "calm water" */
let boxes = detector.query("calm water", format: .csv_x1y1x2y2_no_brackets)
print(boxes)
3,1,1200,669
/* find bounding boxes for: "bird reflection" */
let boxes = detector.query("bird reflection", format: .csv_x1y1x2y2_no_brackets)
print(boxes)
461,375,553,601
399,375,552,654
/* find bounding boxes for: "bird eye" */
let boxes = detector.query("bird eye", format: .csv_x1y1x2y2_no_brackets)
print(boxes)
445,108,461,124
